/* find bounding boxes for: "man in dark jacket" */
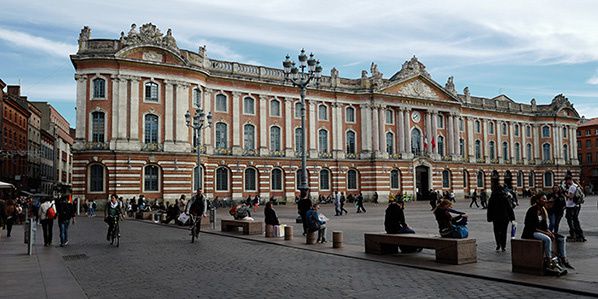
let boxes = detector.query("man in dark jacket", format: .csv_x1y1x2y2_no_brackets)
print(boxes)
298,195,312,236
56,195,76,247
487,176,515,252
385,198,419,252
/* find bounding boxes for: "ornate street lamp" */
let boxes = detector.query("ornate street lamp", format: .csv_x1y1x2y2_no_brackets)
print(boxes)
185,107,213,192
282,49,322,200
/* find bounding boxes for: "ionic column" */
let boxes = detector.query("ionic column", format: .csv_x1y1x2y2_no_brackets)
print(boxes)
509,122,515,161
497,122,503,162
403,108,412,158
360,104,372,158
553,125,560,162
109,75,119,149
175,83,190,149
117,78,127,140
74,74,87,145
259,94,268,156
164,81,175,144
534,125,541,163
482,119,489,162
522,124,528,163
379,106,387,157
308,100,317,157
231,92,242,155
336,104,345,159
284,98,293,156
467,117,475,163
331,103,339,154
129,78,140,144
397,107,405,154
372,106,380,153
431,110,438,159
203,89,213,154
448,113,455,156
453,114,460,157
425,111,432,154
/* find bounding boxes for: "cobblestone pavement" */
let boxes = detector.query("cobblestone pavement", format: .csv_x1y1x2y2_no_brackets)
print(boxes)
56,211,596,299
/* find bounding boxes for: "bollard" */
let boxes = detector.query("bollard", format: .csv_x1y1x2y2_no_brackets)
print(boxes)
284,226,293,240
265,225,274,238
333,231,343,249
306,231,317,245
209,208,216,230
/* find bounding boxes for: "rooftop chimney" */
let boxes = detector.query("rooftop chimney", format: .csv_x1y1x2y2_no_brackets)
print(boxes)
7,85,21,97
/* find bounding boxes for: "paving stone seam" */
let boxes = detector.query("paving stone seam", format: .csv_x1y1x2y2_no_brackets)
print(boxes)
133,219,598,298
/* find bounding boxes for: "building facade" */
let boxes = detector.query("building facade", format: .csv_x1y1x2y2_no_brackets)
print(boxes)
71,23,580,202
577,118,598,193
0,84,31,189
27,103,42,191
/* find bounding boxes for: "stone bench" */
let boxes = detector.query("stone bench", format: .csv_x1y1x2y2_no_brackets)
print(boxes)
364,233,477,265
511,238,551,275
136,211,155,220
221,219,263,235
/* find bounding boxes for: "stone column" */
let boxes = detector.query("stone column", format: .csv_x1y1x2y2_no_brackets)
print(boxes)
117,78,127,140
467,117,475,163
534,124,541,164
497,121,503,163
203,89,214,154
571,126,579,165
332,103,339,157
232,92,242,155
175,82,190,151
360,104,372,158
509,122,515,162
553,125,561,163
109,75,120,150
129,77,140,147
308,100,317,157
397,107,405,154
403,108,413,159
482,119,489,163
425,111,432,154
379,106,387,158
372,105,380,153
448,113,455,156
336,104,345,159
431,110,438,160
284,98,294,157
164,81,175,146
74,74,87,148
522,123,528,164
259,95,268,156
453,114,460,157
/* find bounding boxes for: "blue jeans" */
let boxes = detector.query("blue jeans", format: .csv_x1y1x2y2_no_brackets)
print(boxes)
533,232,566,258
59,221,69,245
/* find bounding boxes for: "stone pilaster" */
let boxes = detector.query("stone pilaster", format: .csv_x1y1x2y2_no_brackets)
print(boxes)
259,95,269,156
284,98,294,157
73,74,87,150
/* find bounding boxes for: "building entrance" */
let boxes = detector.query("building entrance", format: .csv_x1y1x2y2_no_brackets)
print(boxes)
415,165,430,200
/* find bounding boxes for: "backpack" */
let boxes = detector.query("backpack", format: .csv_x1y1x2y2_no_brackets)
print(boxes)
573,185,585,205
308,212,321,232
46,203,56,220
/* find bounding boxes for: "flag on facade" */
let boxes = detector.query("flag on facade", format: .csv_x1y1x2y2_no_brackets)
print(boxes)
431,137,436,149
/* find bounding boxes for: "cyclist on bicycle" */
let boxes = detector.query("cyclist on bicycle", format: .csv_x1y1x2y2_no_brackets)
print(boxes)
186,188,207,238
104,194,123,241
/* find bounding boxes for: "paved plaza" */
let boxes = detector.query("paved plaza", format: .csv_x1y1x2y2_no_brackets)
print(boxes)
1,196,597,298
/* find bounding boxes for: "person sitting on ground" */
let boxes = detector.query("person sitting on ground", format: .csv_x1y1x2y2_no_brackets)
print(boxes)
264,201,280,226
306,203,327,243
434,199,468,239
522,193,574,270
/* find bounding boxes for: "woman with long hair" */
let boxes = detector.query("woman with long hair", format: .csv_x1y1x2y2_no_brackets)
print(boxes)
487,176,515,251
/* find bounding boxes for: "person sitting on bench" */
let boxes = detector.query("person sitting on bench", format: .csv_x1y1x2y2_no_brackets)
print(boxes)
385,197,421,253
434,200,468,239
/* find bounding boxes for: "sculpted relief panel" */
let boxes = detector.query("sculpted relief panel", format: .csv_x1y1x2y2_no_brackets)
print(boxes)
395,79,437,99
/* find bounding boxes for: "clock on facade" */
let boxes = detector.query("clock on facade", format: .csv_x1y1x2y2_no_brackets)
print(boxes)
411,111,421,123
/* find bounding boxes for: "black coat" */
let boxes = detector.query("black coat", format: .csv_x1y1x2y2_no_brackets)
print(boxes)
264,206,279,226
298,198,312,216
522,206,548,239
487,189,515,223
384,203,406,233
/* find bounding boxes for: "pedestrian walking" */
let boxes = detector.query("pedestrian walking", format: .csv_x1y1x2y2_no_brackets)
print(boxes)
469,189,479,208
480,190,488,209
56,195,76,247
563,174,586,242
340,192,348,215
3,199,17,238
39,198,56,246
372,192,379,205
356,193,366,213
487,176,515,252
547,185,565,233
334,191,341,216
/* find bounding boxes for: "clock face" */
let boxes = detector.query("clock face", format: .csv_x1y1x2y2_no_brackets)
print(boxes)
411,111,421,123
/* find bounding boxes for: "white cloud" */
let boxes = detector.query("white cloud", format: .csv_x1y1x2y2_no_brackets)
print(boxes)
576,104,598,119
0,27,76,57
587,72,598,85
20,82,76,103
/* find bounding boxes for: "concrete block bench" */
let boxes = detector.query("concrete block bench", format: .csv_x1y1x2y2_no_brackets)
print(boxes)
512,238,552,275
136,211,155,220
364,233,477,265
221,219,263,235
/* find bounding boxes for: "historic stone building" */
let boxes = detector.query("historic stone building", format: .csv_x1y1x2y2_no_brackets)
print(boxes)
71,23,580,202
577,117,598,193
1,83,31,189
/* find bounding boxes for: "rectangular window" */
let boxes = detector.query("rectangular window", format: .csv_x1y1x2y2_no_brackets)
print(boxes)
586,129,591,136
459,119,464,131
385,110,393,124
437,114,444,128
587,153,592,163
586,140,591,149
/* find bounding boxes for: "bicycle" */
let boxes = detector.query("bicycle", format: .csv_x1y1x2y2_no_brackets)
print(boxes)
189,214,200,243
107,216,120,247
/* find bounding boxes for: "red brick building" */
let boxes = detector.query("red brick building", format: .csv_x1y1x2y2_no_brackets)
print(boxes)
0,83,31,189
577,117,598,193
71,23,581,203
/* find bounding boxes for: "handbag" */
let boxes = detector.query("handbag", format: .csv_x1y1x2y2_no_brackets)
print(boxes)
177,212,190,224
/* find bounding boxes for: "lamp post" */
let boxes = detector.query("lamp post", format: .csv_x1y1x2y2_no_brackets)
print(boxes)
185,107,213,192
282,49,322,200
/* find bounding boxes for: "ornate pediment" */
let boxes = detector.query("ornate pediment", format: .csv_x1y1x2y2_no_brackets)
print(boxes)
379,77,461,104
119,23,179,53
395,79,437,98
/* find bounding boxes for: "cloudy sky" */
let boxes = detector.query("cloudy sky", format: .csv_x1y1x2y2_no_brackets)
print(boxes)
1,0,598,126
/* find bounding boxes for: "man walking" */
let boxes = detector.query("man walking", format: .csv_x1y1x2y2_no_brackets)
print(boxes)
39,198,56,246
356,193,366,213
297,194,312,236
56,195,76,247
340,192,348,215
564,174,586,242
469,189,479,208
334,191,341,216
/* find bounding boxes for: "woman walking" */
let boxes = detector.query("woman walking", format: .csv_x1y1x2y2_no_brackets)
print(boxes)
487,176,515,252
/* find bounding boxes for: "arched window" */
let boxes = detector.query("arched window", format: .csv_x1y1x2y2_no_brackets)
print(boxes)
517,171,523,188
216,94,227,112
489,141,496,160
270,99,281,116
563,126,568,138
295,127,303,152
542,125,550,138
386,132,394,155
294,102,302,118
270,126,281,151
346,130,356,154
529,172,535,187
318,129,328,153
243,96,255,114
501,123,507,135
216,167,229,191
526,125,531,137
346,107,355,123
271,168,283,191
475,120,481,133
244,168,257,191
515,143,521,161
463,170,469,189
442,170,450,188
89,164,104,192
489,121,495,134
145,82,159,102
144,165,160,192
459,139,464,156
477,171,485,188
437,136,445,156
542,143,551,161
347,169,358,190
319,169,330,190
144,114,159,144
215,122,228,149
411,128,422,155
514,124,520,136
91,111,105,143
563,144,569,161
475,140,481,159
243,124,255,150
502,142,509,159
193,165,203,191
92,78,106,98
526,143,533,160
544,171,553,187
390,169,400,189
318,104,328,120
193,88,202,107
